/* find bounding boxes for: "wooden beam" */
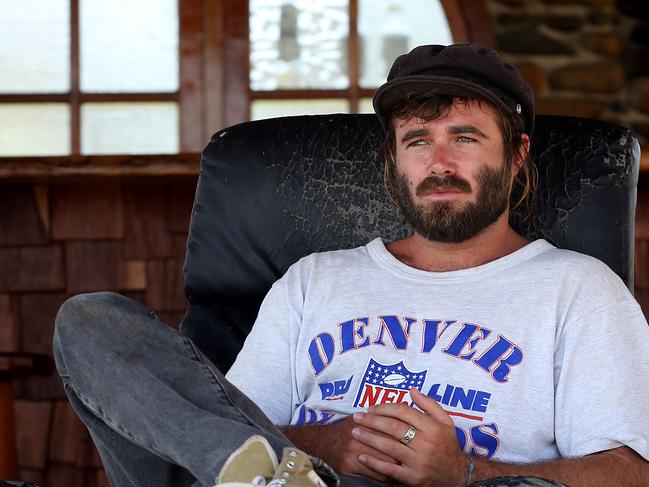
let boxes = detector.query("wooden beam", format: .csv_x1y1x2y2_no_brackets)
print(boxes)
223,0,250,126
204,0,225,138
0,154,200,181
348,0,360,114
70,0,80,155
0,94,70,103
440,0,495,48
179,0,204,152
0,380,18,480
251,89,350,100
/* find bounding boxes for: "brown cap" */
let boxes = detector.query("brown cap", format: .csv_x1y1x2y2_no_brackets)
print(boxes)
373,43,535,134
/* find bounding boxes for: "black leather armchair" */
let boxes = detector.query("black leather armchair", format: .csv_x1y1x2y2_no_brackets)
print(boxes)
179,114,640,373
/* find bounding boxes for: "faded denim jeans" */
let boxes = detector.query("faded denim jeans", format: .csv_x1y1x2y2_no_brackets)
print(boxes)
53,292,373,487
53,292,566,487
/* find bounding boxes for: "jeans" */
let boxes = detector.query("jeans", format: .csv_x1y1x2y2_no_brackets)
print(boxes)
52,292,566,487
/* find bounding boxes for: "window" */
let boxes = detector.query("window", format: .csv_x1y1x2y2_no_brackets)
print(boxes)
248,0,454,120
0,0,493,160
0,0,202,157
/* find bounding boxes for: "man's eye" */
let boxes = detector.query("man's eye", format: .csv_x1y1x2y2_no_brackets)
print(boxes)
457,136,477,143
407,140,427,147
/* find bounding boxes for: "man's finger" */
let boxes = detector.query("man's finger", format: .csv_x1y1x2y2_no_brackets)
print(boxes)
358,453,411,485
410,387,454,426
354,412,418,446
354,436,401,463
352,426,413,463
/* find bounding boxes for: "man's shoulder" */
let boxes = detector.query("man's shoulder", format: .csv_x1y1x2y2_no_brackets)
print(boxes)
292,241,375,270
531,244,632,301
536,245,619,277
276,241,377,288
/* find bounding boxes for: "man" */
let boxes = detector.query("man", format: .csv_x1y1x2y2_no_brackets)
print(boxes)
54,44,649,487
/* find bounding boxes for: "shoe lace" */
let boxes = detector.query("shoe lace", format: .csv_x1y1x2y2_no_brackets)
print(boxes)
248,476,288,487
265,480,287,487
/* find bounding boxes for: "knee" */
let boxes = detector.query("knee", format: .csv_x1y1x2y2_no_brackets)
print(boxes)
54,292,136,362
56,291,118,330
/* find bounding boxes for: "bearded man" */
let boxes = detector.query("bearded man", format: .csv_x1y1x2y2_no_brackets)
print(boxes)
54,44,649,487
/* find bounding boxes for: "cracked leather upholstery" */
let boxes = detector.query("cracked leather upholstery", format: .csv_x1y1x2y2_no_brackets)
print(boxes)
180,114,640,372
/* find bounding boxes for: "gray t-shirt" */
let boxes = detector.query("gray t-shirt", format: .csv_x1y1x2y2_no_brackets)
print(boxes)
226,238,649,464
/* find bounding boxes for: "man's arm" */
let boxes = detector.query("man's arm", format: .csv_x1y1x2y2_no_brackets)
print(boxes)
352,389,649,487
467,446,648,487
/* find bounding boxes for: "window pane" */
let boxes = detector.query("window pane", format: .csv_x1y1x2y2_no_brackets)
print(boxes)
80,0,179,93
81,102,178,154
251,99,348,120
0,0,70,93
0,104,70,156
250,0,349,90
358,0,453,88
359,97,374,113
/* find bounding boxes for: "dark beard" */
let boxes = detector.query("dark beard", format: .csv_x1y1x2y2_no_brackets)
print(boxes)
386,163,511,243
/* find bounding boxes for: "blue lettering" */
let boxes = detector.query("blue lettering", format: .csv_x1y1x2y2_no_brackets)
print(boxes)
339,320,355,353
450,387,476,410
472,391,491,413
308,333,335,376
340,318,370,353
422,320,454,352
319,382,334,399
470,423,499,458
373,315,416,349
319,376,354,399
444,323,491,360
492,346,523,383
441,384,453,404
427,383,443,402
334,376,353,395
444,324,479,357
474,336,512,373
428,383,491,412
455,426,467,450
295,405,336,425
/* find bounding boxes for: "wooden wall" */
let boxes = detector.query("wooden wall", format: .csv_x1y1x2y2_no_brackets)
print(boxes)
1,178,196,486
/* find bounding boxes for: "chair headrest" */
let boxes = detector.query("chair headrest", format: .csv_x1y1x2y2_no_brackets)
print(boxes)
183,113,640,306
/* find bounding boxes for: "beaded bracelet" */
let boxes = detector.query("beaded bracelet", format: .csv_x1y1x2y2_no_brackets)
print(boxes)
466,459,475,485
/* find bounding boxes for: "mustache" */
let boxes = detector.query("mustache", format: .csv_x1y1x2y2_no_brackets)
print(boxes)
415,175,472,197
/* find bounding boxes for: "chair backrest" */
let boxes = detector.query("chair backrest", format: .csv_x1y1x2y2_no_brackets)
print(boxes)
179,114,640,371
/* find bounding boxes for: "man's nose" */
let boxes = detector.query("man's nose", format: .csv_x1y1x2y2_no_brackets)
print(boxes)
427,144,456,175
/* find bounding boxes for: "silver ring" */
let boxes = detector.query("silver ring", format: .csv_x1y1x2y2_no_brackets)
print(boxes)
401,425,416,444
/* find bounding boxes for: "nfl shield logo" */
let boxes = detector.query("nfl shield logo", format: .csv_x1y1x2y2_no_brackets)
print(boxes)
353,358,427,408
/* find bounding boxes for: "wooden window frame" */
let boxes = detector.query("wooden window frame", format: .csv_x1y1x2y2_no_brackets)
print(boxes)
221,0,495,127
0,0,497,177
0,0,204,157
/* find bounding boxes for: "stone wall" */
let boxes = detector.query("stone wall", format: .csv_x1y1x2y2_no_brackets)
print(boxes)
487,0,649,148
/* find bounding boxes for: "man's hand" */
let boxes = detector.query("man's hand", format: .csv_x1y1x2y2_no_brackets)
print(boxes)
352,388,469,487
281,416,399,484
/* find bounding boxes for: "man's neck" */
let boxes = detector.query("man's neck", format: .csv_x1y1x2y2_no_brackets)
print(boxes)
386,216,530,272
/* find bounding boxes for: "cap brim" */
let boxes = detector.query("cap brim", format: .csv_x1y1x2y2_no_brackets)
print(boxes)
373,75,514,129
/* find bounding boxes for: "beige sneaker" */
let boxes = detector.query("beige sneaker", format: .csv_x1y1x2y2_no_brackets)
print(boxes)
215,435,278,486
269,447,328,487
214,436,329,487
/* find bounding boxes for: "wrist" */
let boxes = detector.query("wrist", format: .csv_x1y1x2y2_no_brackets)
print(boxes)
456,455,474,487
